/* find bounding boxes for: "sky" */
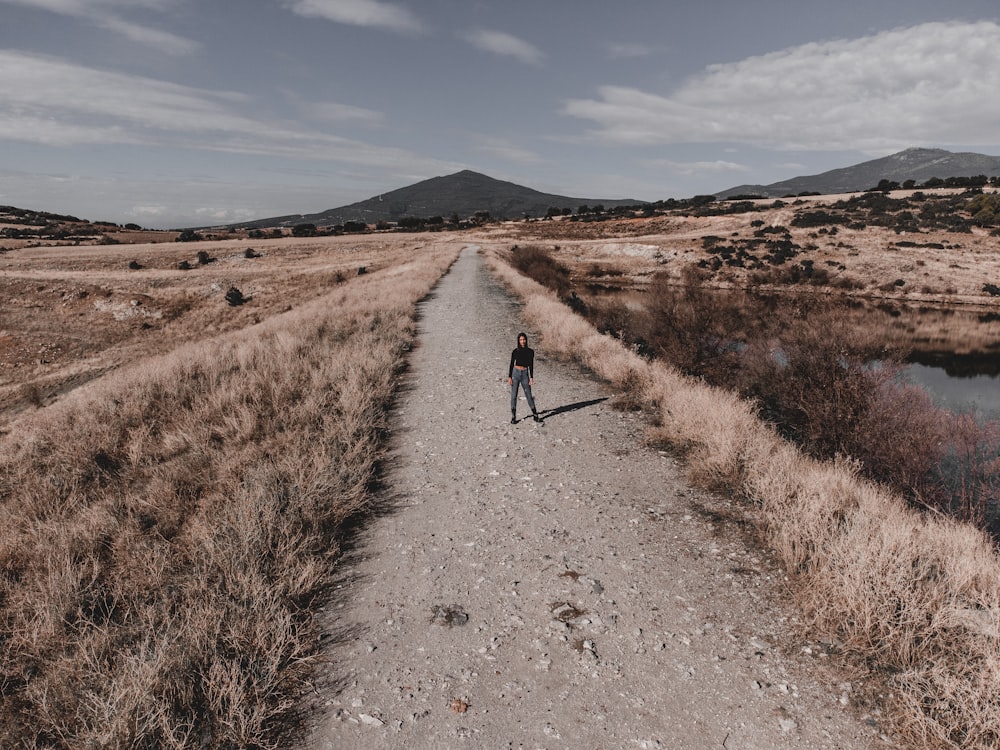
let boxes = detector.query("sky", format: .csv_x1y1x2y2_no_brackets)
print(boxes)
2,1,1000,229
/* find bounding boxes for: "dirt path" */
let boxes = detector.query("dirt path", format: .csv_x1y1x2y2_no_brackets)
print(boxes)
304,246,884,749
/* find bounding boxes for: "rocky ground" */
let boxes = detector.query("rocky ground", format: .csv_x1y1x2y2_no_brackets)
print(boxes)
303,246,891,749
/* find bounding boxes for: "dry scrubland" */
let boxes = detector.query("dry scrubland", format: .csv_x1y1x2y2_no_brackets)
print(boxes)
481,200,1000,748
0,235,462,747
496,190,1000,354
3,191,1000,748
0,235,440,425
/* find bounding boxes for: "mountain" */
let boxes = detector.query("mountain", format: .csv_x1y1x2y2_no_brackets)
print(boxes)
233,170,643,229
716,148,1000,199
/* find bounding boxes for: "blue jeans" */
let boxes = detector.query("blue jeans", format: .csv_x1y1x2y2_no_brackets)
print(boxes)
510,369,536,413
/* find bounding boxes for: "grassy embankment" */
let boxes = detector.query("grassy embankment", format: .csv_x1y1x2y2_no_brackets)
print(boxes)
0,243,460,748
485,247,1000,749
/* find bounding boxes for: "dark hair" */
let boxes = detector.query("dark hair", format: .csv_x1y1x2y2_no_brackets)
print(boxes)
517,332,528,346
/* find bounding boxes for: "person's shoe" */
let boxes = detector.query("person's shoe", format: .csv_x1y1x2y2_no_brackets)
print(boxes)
532,413,542,423
511,415,517,424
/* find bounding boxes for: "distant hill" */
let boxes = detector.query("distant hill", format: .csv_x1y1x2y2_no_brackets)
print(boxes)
232,170,643,229
716,148,1000,199
0,205,170,244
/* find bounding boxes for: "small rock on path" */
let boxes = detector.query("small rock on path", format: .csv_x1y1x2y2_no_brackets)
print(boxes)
304,246,881,749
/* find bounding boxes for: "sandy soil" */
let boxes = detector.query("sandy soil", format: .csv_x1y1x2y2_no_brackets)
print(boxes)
303,246,889,749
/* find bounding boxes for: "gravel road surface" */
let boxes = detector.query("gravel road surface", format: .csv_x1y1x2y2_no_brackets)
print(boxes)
305,246,884,749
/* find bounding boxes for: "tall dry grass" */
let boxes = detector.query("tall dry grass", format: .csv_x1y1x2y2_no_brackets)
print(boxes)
0,244,460,748
485,246,1000,749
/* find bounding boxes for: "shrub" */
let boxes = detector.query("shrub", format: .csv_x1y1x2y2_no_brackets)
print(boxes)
927,413,1000,527
224,287,246,306
18,382,44,408
735,308,895,461
292,223,317,237
506,245,572,298
791,210,851,228
622,267,754,382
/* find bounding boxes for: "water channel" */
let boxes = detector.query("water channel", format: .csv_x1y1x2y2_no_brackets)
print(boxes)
888,308,1000,423
904,360,1000,422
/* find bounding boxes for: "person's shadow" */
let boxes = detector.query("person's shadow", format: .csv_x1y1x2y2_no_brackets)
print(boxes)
535,397,608,422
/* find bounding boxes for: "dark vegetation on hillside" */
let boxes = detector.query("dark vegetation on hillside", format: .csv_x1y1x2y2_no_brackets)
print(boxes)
666,188,1000,296
717,147,1000,198
0,206,143,247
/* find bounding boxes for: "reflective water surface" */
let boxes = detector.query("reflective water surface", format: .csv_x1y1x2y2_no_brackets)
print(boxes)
904,362,1000,421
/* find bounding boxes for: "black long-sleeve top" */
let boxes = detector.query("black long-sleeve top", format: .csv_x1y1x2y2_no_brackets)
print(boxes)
508,346,534,378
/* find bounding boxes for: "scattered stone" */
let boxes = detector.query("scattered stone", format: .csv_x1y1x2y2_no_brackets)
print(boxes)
449,697,470,713
359,713,384,727
430,604,469,627
550,602,586,622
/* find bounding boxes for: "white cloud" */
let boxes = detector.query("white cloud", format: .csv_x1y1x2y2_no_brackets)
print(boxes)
130,205,167,217
194,206,259,222
462,29,543,65
0,0,178,9
0,0,197,54
565,21,1000,152
282,0,423,34
651,159,749,175
0,0,81,10
606,42,654,59
0,51,453,173
98,16,198,55
298,99,385,126
473,137,546,165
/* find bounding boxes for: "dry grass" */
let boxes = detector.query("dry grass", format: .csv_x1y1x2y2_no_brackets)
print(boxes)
0,234,414,426
485,246,1000,749
0,240,461,748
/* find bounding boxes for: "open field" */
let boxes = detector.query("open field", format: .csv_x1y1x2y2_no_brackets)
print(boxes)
0,234,446,428
2,195,999,748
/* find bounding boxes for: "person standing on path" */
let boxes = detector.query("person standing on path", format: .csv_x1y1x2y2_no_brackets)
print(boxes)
508,331,541,424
